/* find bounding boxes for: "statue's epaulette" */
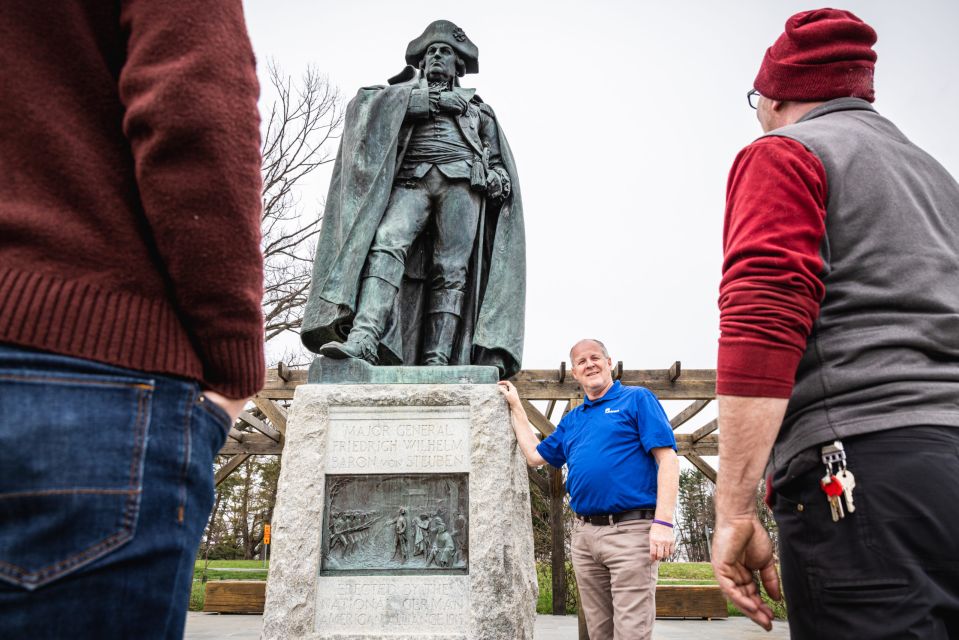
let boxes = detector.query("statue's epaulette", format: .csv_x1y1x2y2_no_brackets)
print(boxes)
478,102,496,119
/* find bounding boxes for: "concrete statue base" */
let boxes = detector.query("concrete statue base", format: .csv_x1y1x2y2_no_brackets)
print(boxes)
261,384,537,640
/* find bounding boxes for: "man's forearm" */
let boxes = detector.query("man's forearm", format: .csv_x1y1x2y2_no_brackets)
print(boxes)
715,395,789,518
507,402,545,467
654,450,679,523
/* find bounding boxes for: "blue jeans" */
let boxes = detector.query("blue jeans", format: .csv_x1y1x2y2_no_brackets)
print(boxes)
0,344,231,638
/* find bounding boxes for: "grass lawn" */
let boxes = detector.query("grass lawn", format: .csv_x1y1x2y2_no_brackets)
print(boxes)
199,559,269,569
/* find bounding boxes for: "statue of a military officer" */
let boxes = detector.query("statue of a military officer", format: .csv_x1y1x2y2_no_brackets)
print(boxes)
300,20,525,379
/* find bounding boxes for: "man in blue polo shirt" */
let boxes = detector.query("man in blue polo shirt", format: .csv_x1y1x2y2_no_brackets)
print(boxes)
499,338,679,640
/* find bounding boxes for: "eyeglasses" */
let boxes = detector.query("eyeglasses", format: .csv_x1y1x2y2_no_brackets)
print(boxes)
747,89,761,110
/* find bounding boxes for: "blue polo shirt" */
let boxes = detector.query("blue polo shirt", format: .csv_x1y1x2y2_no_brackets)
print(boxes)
536,381,676,515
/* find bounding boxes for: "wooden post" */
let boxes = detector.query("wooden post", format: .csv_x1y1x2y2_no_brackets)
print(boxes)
549,465,566,615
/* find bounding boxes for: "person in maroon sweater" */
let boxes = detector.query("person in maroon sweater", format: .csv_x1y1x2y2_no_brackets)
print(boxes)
712,9,959,639
0,2,264,637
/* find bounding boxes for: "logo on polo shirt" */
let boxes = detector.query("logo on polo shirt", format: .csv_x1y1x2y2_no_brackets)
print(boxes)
604,408,620,414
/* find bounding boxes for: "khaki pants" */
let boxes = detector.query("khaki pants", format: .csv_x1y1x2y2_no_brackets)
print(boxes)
571,518,658,640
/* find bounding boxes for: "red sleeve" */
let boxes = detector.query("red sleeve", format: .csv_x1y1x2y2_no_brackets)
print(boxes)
717,136,827,398
118,0,264,398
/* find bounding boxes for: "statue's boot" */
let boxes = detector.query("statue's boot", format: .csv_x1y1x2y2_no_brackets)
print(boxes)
421,312,460,366
319,277,396,363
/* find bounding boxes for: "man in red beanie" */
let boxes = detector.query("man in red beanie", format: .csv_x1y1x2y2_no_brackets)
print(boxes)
712,8,959,638
0,1,264,638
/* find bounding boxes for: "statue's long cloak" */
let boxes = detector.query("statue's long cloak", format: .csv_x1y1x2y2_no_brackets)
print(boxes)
301,73,525,378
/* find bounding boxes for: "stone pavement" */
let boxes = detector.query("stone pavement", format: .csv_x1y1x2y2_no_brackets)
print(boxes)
185,612,790,639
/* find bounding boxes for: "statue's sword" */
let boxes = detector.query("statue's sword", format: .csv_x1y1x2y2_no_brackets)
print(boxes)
472,142,491,330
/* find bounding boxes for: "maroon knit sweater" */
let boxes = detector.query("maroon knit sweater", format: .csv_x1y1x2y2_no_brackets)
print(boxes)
0,1,265,398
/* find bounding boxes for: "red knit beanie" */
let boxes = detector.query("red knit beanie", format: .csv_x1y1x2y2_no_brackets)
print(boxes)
755,8,877,103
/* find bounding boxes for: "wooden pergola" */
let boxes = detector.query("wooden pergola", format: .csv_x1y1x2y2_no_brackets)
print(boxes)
219,362,718,479
218,362,719,621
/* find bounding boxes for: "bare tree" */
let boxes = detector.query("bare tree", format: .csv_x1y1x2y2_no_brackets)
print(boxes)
677,468,715,562
196,65,342,571
260,61,343,347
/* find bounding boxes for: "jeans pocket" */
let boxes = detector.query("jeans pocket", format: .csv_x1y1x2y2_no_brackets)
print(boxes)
0,369,153,590
196,395,233,436
193,396,232,466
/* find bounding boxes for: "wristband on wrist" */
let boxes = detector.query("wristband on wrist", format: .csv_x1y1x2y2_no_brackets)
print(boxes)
652,519,673,528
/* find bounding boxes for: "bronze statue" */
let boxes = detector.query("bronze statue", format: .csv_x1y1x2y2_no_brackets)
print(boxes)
301,19,525,378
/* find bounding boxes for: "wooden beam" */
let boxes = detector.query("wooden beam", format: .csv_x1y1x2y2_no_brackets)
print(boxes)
215,454,250,486
669,399,710,430
675,434,718,457
256,389,299,400
545,399,557,420
239,410,281,443
253,397,288,436
263,366,307,393
511,369,716,401
668,361,682,382
685,452,717,484
259,366,717,401
219,434,284,456
261,366,721,394
549,465,566,615
520,399,556,437
228,427,246,442
690,418,718,443
527,466,549,494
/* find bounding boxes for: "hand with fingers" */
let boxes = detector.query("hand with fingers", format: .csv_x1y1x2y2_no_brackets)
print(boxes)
711,515,781,631
437,90,469,115
202,390,247,423
649,521,675,561
496,380,521,409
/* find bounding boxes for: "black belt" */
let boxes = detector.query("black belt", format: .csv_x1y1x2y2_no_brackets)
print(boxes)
576,508,655,526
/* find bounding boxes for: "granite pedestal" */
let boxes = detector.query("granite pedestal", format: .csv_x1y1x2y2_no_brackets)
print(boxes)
262,380,537,640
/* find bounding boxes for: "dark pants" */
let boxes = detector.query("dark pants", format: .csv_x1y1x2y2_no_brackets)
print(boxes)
0,344,231,639
774,426,959,639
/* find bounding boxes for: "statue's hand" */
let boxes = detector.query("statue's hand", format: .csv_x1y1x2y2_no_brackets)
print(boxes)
437,91,469,115
485,170,503,198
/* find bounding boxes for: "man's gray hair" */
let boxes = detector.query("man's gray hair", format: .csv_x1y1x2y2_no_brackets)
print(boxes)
569,338,609,361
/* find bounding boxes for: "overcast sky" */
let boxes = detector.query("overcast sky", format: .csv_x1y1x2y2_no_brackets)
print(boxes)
243,0,959,377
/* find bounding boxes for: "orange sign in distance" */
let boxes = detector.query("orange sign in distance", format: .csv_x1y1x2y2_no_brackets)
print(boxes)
263,523,271,545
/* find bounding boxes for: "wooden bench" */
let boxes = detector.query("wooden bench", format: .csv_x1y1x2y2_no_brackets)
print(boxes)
200,580,726,619
655,585,727,619
203,580,266,614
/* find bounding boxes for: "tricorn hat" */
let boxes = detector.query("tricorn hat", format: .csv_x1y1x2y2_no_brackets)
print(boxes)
405,20,479,74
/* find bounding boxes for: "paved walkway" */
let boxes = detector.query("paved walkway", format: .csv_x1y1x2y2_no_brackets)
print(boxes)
185,612,790,639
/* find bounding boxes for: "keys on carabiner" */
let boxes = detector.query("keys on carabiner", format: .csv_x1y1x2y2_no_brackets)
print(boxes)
836,468,856,514
820,473,845,522
819,440,858,522
820,440,846,470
